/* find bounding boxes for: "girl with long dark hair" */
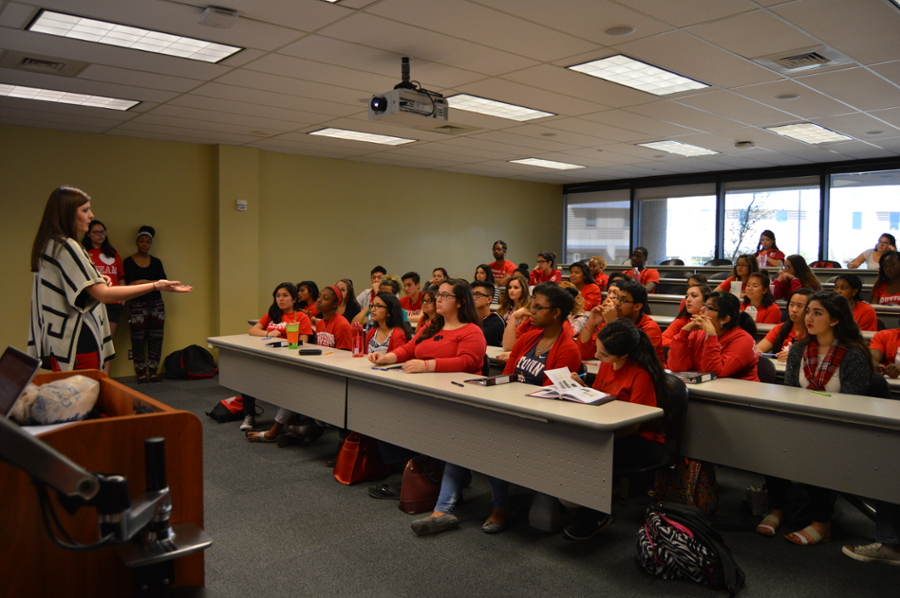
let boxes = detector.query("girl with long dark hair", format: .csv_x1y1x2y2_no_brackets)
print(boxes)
529,252,562,285
870,250,900,306
772,254,822,300
81,219,125,373
741,273,782,324
755,229,784,267
568,261,602,311
833,273,877,331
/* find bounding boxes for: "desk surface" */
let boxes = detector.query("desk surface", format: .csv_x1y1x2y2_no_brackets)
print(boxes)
209,335,661,432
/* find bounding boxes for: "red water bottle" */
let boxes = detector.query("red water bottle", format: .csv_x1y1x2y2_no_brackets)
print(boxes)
352,322,365,357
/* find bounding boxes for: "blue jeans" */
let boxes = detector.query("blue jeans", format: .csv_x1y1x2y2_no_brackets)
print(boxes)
876,500,900,544
434,462,509,514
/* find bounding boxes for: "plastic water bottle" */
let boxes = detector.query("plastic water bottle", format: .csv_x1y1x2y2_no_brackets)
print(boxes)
352,322,365,357
745,305,758,321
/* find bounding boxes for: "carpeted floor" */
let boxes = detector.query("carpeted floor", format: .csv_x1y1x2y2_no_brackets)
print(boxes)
123,377,897,598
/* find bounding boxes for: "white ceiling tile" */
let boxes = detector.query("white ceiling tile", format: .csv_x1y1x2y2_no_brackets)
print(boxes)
501,64,651,109
625,101,743,132
675,91,797,126
797,67,900,112
212,69,367,108
687,10,821,59
624,0,757,28
772,0,900,65
0,65,179,103
124,112,272,138
0,115,110,134
732,79,857,119
243,53,401,94
366,0,597,61
188,82,361,117
146,104,301,134
0,2,37,28
0,102,127,127
524,117,640,144
813,112,900,140
107,122,257,145
455,77,603,117
168,94,322,125
579,111,694,138
468,130,581,153
179,0,354,32
277,35,487,89
316,13,540,76
825,141,899,160
77,64,201,93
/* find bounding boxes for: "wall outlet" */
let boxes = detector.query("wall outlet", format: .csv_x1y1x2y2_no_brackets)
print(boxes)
128,349,133,360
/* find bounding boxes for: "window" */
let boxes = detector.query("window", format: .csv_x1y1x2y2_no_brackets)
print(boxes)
829,169,900,266
636,183,716,266
723,177,820,263
565,189,630,265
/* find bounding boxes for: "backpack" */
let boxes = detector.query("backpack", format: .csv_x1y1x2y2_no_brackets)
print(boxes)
206,395,244,423
164,345,218,380
636,502,745,596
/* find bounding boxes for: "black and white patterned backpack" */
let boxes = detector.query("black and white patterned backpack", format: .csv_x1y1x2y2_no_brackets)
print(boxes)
636,502,745,595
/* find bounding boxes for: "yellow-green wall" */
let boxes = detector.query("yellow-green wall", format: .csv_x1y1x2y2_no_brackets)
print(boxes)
1,123,562,378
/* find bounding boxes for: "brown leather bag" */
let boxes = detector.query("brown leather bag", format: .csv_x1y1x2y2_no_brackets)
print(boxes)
398,456,445,514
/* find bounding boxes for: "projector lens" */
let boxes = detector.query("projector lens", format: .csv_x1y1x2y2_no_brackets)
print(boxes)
370,95,387,113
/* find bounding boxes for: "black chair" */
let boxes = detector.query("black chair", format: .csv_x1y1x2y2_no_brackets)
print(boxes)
482,353,491,376
705,259,733,266
709,271,730,281
825,275,839,284
877,319,886,331
659,259,685,266
866,373,891,399
757,357,778,384
617,374,689,504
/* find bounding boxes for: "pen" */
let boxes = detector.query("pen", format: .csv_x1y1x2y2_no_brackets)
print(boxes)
810,390,831,397
451,381,465,387
577,372,586,378
324,352,333,356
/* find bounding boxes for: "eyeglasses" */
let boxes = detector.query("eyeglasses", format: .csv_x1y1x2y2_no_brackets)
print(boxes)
421,299,435,304
371,304,387,310
90,230,106,235
615,298,634,304
700,304,720,312
472,292,492,299
536,259,548,264
435,293,456,301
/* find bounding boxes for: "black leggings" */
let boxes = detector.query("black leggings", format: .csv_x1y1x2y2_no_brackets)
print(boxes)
765,475,836,523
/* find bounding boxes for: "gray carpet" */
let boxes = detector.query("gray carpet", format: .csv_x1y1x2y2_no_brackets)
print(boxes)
124,377,897,598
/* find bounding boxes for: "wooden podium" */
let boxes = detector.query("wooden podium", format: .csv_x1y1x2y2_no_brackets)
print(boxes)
0,370,205,597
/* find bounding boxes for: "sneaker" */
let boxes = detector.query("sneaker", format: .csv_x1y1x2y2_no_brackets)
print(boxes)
563,511,613,540
842,542,900,565
239,415,255,431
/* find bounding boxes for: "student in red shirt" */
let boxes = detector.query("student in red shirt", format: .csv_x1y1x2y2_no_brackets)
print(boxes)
755,229,785,268
578,280,664,363
564,318,670,540
81,220,126,374
833,273,878,332
335,278,361,323
569,261,602,311
757,288,812,362
241,282,314,432
588,256,609,292
430,267,448,287
663,283,711,348
627,247,660,294
366,293,412,355
870,321,900,378
400,271,424,323
529,252,562,285
869,251,900,306
297,280,320,318
488,240,517,287
741,273,782,324
772,254,822,300
714,254,758,296
668,291,759,381
246,285,351,444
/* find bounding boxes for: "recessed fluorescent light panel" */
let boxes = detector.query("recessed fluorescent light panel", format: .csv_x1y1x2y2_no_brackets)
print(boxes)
765,123,852,144
637,141,719,157
568,55,709,96
447,94,555,122
308,128,416,146
0,83,139,110
27,10,242,63
509,158,585,170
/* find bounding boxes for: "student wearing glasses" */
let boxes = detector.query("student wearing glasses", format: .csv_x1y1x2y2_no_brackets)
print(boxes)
529,252,562,285
578,280,663,363
472,280,505,347
366,293,412,355
488,240,517,287
668,292,759,381
714,254,758,296
848,233,896,269
413,286,438,337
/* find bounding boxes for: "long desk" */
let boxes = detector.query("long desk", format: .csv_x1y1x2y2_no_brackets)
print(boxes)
209,335,662,513
680,377,900,503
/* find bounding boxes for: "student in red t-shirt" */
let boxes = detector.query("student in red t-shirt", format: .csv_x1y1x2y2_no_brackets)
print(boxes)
626,247,660,294
741,273,782,324
400,271,424,323
297,280,320,318
663,283,711,348
668,291,760,381
563,318,670,540
488,240,517,287
772,254,822,300
569,261,602,312
242,282,313,433
81,220,126,374
833,273,878,331
756,288,812,362
529,252,562,285
588,256,609,293
869,251,900,306
578,280,664,363
369,279,489,536
755,229,785,268
714,254,758,297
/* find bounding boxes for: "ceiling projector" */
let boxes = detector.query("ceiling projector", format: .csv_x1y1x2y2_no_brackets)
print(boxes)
368,57,449,130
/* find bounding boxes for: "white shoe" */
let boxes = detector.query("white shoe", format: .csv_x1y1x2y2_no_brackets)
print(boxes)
842,542,900,565
239,415,255,431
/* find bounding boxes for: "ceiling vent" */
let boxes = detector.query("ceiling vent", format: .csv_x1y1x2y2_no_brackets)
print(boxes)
428,123,480,135
0,51,89,77
753,45,852,75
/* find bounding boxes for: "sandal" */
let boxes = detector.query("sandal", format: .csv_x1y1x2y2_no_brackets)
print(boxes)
756,512,782,536
785,525,831,546
246,431,276,443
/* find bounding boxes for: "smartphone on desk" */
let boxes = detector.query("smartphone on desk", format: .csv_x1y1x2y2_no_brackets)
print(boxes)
298,348,322,356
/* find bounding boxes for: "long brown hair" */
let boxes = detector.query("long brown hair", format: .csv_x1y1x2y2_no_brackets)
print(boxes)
31,186,90,272
498,273,530,317
417,279,478,344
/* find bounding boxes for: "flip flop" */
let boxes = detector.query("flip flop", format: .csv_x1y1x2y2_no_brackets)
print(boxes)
246,431,275,443
756,512,782,536
785,525,831,546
